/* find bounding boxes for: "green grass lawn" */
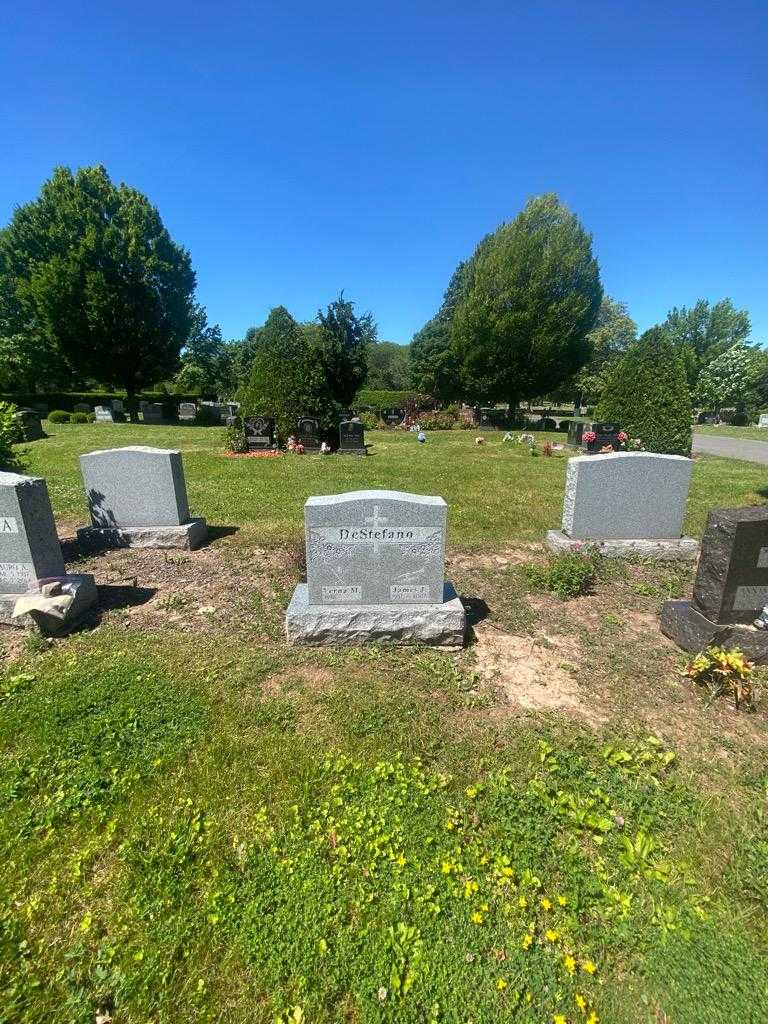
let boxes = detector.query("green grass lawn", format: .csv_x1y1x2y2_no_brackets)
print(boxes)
2,425,768,1024
695,424,768,443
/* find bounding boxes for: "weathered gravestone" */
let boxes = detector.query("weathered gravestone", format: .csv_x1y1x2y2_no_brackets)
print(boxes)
94,406,115,423
546,452,698,560
142,403,164,424
244,416,275,450
0,472,97,633
111,399,124,414
298,417,321,451
338,419,366,456
758,414,768,429
179,402,197,421
77,446,207,549
13,409,44,441
286,489,466,645
661,506,768,662
567,421,585,447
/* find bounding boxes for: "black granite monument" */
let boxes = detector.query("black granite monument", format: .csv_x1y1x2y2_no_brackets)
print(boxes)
338,419,367,456
661,506,768,662
244,416,275,450
298,417,322,451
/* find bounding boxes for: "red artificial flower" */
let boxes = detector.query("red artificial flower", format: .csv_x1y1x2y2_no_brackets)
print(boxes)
583,431,597,443
617,431,628,442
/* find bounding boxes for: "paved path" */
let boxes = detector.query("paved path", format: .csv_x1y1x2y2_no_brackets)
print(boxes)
693,433,768,464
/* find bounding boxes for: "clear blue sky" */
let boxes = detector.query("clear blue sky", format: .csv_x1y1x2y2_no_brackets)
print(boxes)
2,1,766,345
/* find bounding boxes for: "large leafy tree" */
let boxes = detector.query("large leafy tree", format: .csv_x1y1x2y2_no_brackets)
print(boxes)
316,293,375,406
173,304,234,396
365,341,411,390
559,296,637,406
452,194,602,410
598,327,692,456
238,306,334,441
696,341,760,411
410,259,477,401
662,298,751,391
0,165,196,406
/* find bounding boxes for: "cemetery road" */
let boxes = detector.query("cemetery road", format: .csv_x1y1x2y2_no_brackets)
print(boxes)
693,434,768,465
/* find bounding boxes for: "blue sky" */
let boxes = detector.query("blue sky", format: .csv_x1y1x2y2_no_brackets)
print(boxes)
2,1,766,345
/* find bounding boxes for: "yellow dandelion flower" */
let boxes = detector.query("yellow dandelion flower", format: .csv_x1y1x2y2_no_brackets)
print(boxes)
557,895,568,906
586,1013,599,1024
496,978,508,990
575,993,587,1012
564,954,576,974
553,1015,568,1024
471,911,484,924
441,860,454,874
541,897,553,910
518,895,527,908
522,933,533,950
525,991,533,1003
545,929,560,942
501,866,514,877
465,786,478,798
582,960,597,975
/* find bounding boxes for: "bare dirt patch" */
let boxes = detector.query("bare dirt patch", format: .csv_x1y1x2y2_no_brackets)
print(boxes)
471,623,607,725
261,665,335,698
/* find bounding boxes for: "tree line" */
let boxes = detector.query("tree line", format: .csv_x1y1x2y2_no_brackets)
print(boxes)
0,165,763,420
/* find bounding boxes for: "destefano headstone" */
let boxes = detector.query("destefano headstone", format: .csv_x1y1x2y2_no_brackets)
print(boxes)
77,446,207,549
286,489,466,645
0,471,96,632
662,506,768,662
546,452,698,560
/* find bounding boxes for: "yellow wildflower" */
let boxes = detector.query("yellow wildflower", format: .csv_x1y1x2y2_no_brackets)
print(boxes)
575,993,587,1012
464,879,479,898
586,1013,599,1024
518,895,527,908
525,991,533,1003
564,953,576,974
471,911,484,924
465,786,478,799
545,929,560,942
496,978,508,990
582,960,597,975
553,1015,568,1024
541,897,553,910
441,860,454,874
522,933,533,950
557,894,568,906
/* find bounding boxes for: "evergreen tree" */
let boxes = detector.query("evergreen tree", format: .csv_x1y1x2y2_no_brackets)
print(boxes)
452,194,602,410
238,306,334,441
410,260,475,401
598,327,692,455
0,165,195,408
316,293,375,405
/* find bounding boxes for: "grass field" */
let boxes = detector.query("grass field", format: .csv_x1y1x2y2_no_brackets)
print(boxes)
695,424,768,444
2,424,768,1024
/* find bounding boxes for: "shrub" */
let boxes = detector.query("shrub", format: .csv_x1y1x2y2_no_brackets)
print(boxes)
359,411,384,431
71,412,92,423
524,551,599,599
0,401,19,468
48,409,72,423
419,412,456,430
598,328,692,456
224,423,248,453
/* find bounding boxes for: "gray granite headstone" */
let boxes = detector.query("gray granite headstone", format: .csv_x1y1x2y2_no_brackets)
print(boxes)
758,414,768,428
0,472,66,592
80,446,190,527
13,409,44,441
287,489,465,644
306,490,446,605
562,452,692,540
111,399,124,413
179,402,197,421
94,406,115,423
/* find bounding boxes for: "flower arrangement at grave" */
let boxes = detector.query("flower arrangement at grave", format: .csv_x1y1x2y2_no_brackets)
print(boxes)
683,646,754,709
583,431,597,444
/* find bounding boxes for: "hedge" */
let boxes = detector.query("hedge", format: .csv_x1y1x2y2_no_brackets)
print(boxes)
355,389,434,412
0,391,216,413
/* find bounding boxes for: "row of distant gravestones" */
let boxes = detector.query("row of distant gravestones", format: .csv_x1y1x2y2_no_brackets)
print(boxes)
243,415,366,455
1,444,767,664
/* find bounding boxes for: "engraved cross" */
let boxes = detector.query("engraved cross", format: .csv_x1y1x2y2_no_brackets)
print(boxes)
364,505,389,556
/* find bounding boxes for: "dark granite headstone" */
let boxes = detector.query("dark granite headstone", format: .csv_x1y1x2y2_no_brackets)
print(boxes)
244,416,275,450
13,409,44,441
567,421,585,447
583,421,624,453
661,506,768,662
142,403,164,424
339,420,366,456
298,417,321,450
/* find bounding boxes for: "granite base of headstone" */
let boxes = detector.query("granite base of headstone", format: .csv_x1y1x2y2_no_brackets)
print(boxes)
0,471,97,634
77,446,207,550
338,420,367,456
286,489,466,646
661,506,768,662
546,452,698,561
